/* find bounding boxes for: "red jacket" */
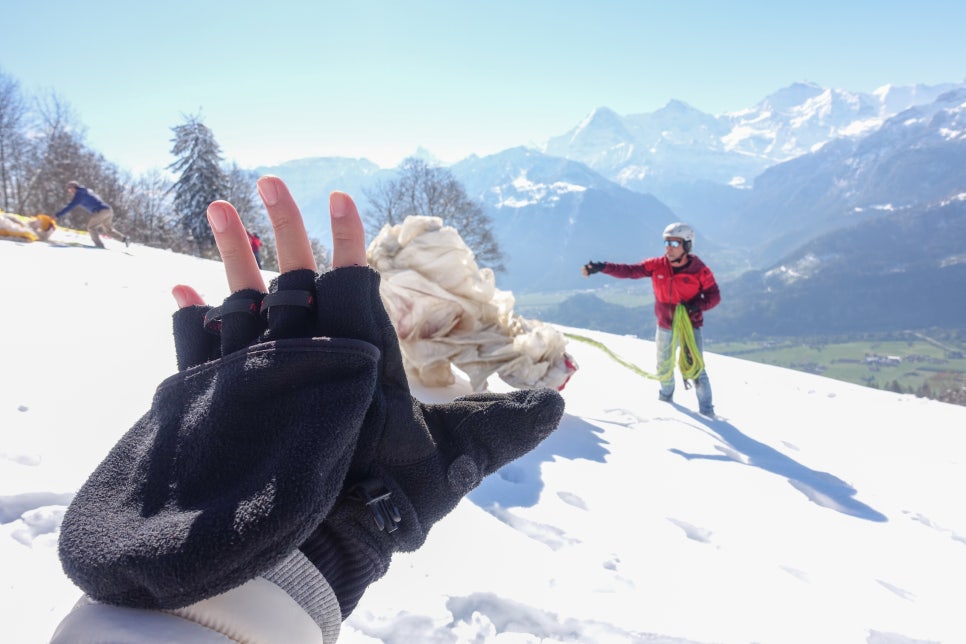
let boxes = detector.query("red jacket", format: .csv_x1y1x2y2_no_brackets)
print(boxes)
602,254,720,329
248,231,262,253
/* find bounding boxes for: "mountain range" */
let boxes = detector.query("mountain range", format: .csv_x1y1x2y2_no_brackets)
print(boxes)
257,79,966,339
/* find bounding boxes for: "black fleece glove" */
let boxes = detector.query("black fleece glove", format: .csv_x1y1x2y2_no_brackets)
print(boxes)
58,265,565,620
583,260,605,275
58,268,383,610
296,267,566,618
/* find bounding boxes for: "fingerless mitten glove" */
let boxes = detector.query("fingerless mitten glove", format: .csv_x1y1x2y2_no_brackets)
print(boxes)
58,265,566,626
58,268,382,610
295,267,566,618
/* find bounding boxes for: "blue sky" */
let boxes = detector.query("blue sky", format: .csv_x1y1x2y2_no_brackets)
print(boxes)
4,0,964,174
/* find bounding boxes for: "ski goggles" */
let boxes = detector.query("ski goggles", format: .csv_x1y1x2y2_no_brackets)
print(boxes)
664,239,683,248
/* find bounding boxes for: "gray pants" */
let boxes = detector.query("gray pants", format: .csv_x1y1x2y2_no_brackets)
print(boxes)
88,208,125,247
655,325,714,413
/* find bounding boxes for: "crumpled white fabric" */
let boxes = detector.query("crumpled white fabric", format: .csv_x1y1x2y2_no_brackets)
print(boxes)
367,215,577,392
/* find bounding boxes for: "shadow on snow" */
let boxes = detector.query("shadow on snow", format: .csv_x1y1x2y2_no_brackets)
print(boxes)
671,407,887,522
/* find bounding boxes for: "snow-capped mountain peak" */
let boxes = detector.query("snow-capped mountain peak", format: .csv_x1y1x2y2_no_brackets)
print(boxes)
489,169,588,209
545,107,636,168
543,80,966,199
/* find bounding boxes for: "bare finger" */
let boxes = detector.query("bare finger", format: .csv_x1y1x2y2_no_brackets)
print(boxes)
172,284,206,309
207,201,266,294
257,176,317,273
329,191,368,268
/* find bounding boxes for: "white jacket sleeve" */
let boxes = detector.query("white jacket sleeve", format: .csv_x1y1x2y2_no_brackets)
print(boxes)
51,552,340,643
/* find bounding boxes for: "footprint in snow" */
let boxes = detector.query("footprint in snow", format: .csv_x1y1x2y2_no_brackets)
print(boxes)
667,517,713,544
876,579,916,601
1,450,42,466
906,510,966,546
483,505,579,551
10,505,67,547
780,565,810,582
557,491,588,510
0,491,74,524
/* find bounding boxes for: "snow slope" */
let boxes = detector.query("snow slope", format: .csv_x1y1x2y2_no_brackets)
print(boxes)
2,229,965,643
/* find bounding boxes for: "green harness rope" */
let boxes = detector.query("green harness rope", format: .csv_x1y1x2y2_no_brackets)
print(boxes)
564,304,704,382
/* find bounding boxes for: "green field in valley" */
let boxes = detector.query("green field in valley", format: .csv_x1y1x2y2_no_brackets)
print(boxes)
511,289,966,407
708,332,966,404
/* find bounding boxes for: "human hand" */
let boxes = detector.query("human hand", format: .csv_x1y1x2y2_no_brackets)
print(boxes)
682,298,701,314
582,260,605,276
59,176,565,620
59,177,382,610
168,178,373,366
177,176,565,618
172,176,366,308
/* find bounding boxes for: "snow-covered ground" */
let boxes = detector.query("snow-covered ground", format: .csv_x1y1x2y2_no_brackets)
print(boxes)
2,228,965,643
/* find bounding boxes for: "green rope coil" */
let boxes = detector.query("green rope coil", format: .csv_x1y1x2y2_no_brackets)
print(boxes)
564,304,704,381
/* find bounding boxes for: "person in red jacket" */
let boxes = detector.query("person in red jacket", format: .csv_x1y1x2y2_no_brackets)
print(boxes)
582,222,721,416
247,229,263,268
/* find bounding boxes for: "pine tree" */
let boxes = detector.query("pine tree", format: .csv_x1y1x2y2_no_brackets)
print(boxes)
167,114,227,255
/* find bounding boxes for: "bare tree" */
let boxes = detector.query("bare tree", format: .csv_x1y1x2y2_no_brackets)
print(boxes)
123,170,181,250
363,157,505,271
33,93,86,204
0,92,78,217
0,69,30,213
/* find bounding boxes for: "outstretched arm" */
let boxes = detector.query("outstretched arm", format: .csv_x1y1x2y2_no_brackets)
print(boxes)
582,261,606,276
54,193,82,219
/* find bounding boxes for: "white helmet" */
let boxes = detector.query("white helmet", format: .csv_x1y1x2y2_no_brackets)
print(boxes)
663,222,694,252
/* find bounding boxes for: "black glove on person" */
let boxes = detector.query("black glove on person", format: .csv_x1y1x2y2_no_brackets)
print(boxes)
293,266,566,619
58,268,383,610
583,260,605,275
58,264,566,621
